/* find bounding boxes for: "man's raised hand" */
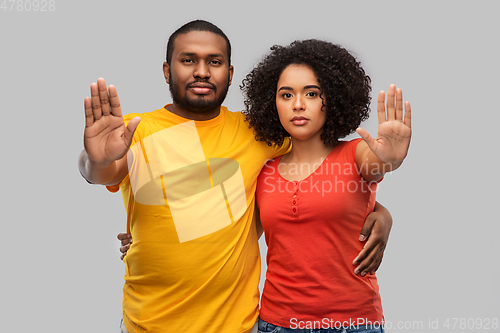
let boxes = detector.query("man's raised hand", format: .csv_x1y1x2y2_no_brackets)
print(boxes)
84,78,140,165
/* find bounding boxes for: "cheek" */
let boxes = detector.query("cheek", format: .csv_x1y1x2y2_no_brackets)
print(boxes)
275,101,288,122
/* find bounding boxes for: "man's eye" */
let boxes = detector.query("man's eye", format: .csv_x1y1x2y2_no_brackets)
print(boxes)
210,60,221,65
182,59,194,63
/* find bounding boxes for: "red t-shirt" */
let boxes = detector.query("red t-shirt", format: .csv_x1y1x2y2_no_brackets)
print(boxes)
256,139,384,328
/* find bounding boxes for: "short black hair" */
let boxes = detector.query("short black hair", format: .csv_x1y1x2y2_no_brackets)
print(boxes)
166,20,231,66
241,39,371,147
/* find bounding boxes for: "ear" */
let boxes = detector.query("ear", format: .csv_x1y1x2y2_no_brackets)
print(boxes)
228,65,234,87
163,62,170,84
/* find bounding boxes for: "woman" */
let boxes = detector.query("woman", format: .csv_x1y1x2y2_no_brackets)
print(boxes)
241,39,411,333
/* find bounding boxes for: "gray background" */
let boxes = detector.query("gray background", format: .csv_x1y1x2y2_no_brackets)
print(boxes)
1,1,498,332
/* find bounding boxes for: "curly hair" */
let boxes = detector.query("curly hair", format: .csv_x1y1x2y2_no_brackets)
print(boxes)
240,39,371,146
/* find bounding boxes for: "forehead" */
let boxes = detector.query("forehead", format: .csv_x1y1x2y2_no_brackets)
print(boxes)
278,64,319,85
172,30,228,59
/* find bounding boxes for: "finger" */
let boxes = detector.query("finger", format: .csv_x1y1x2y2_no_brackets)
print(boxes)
404,101,412,128
123,117,141,147
120,253,126,261
97,78,111,116
395,88,403,121
386,84,396,121
356,245,383,276
361,250,383,276
359,212,376,242
84,97,94,128
356,127,376,153
90,82,102,121
355,250,373,275
117,232,131,241
120,244,130,254
377,90,386,124
108,85,123,117
353,237,376,268
370,252,384,275
121,238,133,246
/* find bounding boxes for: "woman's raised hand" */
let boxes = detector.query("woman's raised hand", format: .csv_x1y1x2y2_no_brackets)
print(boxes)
356,84,412,167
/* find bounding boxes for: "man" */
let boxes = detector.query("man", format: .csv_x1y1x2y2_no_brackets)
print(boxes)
79,20,392,333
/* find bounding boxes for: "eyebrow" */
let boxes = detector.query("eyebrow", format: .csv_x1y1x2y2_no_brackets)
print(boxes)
277,85,321,92
179,52,225,58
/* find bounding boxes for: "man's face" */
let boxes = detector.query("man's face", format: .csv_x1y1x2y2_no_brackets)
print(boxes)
164,31,233,116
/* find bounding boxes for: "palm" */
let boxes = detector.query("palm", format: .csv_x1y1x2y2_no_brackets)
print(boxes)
370,118,411,164
84,114,130,163
357,84,412,165
83,78,140,164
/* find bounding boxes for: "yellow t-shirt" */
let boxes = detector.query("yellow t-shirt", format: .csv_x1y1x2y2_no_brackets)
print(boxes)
107,105,289,333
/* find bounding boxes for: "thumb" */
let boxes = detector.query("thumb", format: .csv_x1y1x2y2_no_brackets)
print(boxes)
356,127,377,152
123,117,141,147
359,211,376,242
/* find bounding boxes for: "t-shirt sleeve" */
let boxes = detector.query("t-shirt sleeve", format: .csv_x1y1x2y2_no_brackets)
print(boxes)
270,137,292,159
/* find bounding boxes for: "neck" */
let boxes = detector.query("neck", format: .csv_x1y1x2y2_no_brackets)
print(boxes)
284,135,337,164
166,103,221,121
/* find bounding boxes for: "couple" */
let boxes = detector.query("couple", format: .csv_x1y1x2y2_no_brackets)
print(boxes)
80,20,411,333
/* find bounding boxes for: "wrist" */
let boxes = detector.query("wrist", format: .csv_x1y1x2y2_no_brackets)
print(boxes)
79,151,118,184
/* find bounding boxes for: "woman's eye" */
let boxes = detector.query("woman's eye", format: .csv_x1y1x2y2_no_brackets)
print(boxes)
307,92,318,97
282,93,292,99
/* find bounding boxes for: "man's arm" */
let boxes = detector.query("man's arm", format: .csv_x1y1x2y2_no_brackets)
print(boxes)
118,203,266,261
78,77,140,185
353,201,393,276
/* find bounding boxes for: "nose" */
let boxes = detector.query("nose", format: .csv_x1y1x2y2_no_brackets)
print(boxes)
194,62,211,79
293,95,305,111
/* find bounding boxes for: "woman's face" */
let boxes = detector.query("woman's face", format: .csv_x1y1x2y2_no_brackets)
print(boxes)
276,64,326,142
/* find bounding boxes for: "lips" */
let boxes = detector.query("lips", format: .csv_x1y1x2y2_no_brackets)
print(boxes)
291,116,309,125
189,82,215,95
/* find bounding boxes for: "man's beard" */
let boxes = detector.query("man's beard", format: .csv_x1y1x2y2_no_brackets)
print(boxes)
169,71,230,114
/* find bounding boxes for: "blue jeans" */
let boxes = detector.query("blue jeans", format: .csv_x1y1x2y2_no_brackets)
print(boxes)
258,318,384,333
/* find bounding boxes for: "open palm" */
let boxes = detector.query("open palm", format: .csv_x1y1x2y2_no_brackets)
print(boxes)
357,84,412,165
84,78,140,164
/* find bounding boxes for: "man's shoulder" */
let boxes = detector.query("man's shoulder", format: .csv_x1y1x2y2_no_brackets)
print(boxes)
221,106,245,119
222,107,248,126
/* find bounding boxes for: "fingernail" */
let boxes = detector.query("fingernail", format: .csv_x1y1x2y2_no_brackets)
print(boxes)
361,271,367,277
359,235,366,242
